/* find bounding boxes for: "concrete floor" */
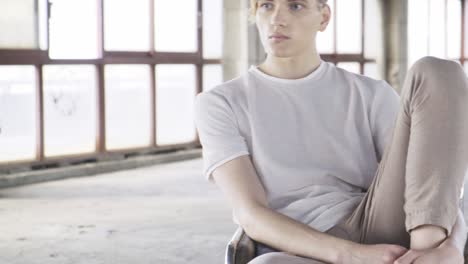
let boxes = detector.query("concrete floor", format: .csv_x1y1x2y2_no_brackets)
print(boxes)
0,158,236,264
1,157,467,264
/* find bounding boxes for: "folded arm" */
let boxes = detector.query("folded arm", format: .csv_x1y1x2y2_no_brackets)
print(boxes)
212,155,356,263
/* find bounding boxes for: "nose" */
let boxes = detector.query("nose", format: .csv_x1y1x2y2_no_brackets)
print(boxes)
270,6,287,27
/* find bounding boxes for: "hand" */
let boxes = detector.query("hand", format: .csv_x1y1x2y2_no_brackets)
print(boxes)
342,243,408,264
393,239,464,264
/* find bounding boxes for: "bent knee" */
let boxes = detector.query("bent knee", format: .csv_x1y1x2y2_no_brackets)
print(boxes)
407,56,468,99
410,56,464,79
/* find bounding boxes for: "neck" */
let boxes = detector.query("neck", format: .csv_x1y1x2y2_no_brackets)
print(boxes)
257,51,321,80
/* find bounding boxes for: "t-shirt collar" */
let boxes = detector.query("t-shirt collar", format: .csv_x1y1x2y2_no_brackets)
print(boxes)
248,59,327,85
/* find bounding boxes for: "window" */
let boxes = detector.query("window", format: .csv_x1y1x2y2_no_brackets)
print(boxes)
0,66,37,162
202,0,224,90
317,0,381,79
104,0,151,51
336,0,362,54
408,0,463,67
203,0,223,59
105,65,152,150
0,0,39,49
49,0,100,59
0,0,223,166
156,65,197,145
154,0,198,52
43,65,97,157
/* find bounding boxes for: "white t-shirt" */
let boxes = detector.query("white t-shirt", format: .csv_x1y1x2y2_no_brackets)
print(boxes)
194,59,400,232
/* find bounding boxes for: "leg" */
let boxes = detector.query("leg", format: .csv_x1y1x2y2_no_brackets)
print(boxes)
342,57,468,248
248,252,326,264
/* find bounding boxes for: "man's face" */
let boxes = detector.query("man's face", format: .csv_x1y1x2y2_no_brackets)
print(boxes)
255,0,330,58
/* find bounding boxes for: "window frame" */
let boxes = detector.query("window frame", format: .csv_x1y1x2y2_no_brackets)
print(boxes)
0,0,220,168
462,0,466,65
320,0,376,74
407,0,465,66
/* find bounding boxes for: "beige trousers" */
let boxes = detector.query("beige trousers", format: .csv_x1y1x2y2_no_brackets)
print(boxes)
249,57,468,264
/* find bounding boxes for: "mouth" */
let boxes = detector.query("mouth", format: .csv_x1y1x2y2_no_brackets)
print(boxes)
269,34,290,40
269,34,290,43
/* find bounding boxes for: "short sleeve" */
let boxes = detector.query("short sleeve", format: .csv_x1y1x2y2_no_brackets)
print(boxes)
369,81,401,163
194,92,250,183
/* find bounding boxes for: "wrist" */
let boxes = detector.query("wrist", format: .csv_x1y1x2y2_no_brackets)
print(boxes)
440,236,463,256
335,239,360,264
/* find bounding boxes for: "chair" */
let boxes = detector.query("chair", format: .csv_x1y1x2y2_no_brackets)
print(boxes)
225,226,256,264
225,226,468,264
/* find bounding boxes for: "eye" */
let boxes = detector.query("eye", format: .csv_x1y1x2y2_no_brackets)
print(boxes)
259,3,273,10
289,3,304,11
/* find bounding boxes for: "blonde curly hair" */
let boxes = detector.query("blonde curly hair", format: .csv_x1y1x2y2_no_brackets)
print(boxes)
248,0,328,23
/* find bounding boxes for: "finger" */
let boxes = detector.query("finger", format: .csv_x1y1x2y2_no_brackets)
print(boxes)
391,245,409,257
394,250,423,264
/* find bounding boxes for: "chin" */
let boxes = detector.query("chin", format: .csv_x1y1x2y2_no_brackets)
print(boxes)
267,48,295,58
267,49,297,58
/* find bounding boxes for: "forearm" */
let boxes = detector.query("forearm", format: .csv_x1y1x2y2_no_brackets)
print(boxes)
446,208,467,254
242,206,356,263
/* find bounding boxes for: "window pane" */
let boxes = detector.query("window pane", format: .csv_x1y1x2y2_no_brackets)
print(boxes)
428,0,445,58
336,0,362,53
0,66,37,162
465,1,468,59
155,0,198,52
105,65,152,150
203,64,223,92
104,0,151,51
156,65,196,145
337,62,361,74
447,0,461,59
43,65,97,157
317,0,335,54
49,0,100,59
0,0,38,49
39,0,48,50
364,63,380,80
364,0,380,58
408,0,429,66
203,0,223,58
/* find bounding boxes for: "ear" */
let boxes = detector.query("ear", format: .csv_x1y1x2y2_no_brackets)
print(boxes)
318,4,331,32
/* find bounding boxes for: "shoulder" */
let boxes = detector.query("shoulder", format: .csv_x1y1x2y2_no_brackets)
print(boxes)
329,64,398,98
196,73,248,109
195,73,249,120
333,65,382,88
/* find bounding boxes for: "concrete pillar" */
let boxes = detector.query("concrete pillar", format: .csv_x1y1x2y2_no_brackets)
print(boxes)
381,0,408,93
223,0,249,81
248,22,265,67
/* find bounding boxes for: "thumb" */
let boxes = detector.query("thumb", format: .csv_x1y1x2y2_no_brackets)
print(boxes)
393,249,422,264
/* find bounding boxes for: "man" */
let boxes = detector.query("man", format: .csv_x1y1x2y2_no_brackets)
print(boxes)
194,0,468,263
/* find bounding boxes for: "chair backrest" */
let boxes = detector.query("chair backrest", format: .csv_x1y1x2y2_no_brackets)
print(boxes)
225,227,256,264
464,240,468,263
